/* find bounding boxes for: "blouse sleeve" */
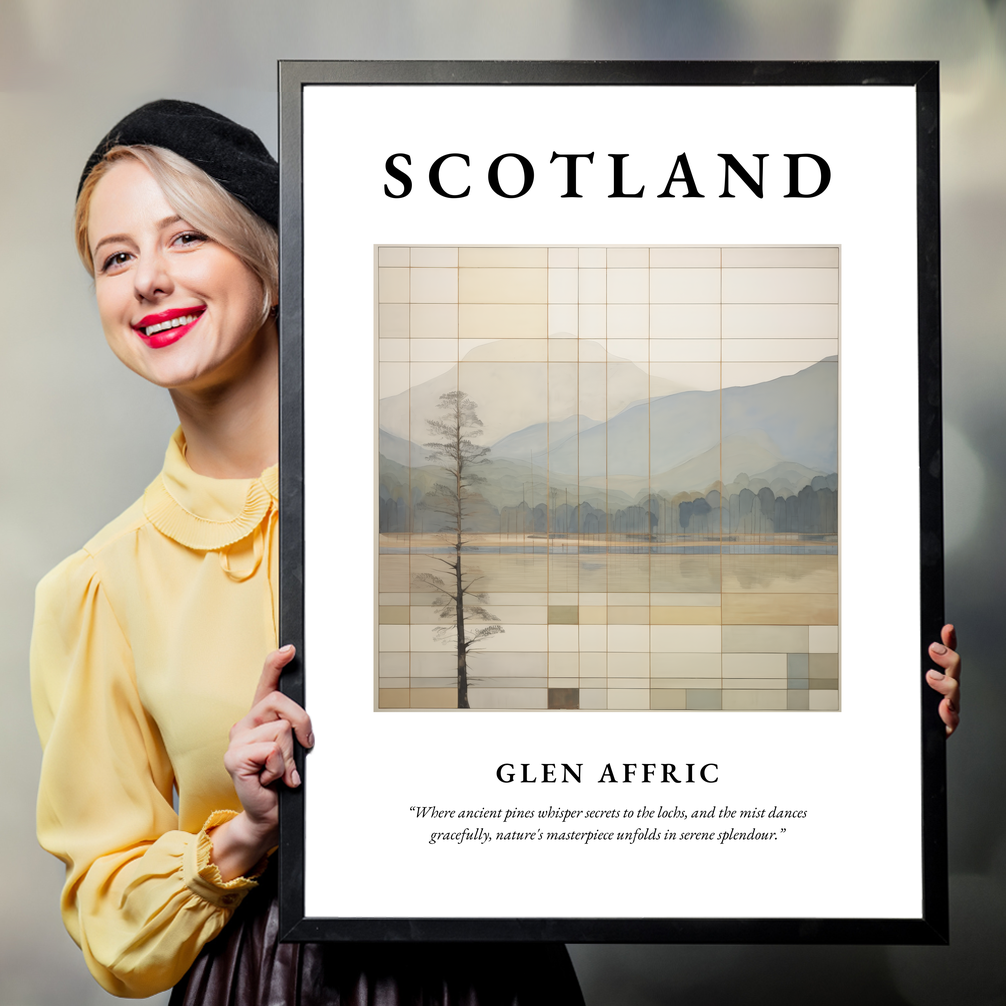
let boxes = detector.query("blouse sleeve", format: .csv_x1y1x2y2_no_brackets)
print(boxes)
31,549,262,998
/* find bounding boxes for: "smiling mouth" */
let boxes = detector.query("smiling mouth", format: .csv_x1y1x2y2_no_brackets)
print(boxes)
142,313,199,337
134,307,206,338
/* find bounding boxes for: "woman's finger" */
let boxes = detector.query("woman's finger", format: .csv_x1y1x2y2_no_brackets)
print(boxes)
251,644,296,707
941,623,957,653
245,690,313,748
224,738,287,787
233,718,301,788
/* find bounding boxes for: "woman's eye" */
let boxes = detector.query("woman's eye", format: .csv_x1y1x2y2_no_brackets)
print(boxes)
173,231,208,248
101,251,132,273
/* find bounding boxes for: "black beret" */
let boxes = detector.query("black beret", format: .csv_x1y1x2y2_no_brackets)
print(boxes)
78,99,278,228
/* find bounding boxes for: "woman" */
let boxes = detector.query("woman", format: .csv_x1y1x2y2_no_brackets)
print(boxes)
31,100,585,1003
32,99,962,1002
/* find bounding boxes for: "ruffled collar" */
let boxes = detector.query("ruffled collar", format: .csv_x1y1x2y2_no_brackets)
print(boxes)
143,428,278,551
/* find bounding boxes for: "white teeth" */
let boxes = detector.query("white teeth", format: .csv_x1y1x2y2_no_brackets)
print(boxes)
142,313,199,337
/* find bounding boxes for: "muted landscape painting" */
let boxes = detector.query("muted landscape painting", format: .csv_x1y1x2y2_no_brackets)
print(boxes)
376,246,839,711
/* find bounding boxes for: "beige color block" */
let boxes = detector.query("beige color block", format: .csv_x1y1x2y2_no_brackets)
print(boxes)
379,339,410,362
578,247,607,267
548,605,579,624
549,247,579,267
459,304,546,339
411,267,459,303
549,268,579,302
410,304,457,339
722,268,838,304
468,687,548,709
650,340,721,363
460,268,546,304
379,677,409,690
409,339,459,362
607,268,649,303
579,625,607,651
607,305,649,339
379,303,410,337
410,688,458,709
722,302,839,340
378,247,410,267
606,247,649,267
548,592,579,605
379,652,409,674
723,678,788,689
608,653,649,677
722,593,838,625
607,606,650,624
722,690,788,710
379,625,410,651
411,247,458,267
579,269,607,303
607,689,650,709
549,339,578,362
578,304,606,338
652,592,722,606
379,688,411,708
809,625,840,653
548,625,579,651
650,247,721,267
650,303,720,339
721,625,809,652
579,688,607,709
459,247,547,267
722,246,838,268
809,689,840,711
379,592,411,605
579,652,607,677
378,267,410,303
651,624,722,653
721,652,787,677
650,268,720,303
609,592,649,605
723,339,838,362
650,606,722,625
650,688,687,709
549,304,578,337
608,624,650,652
652,678,722,689
651,652,721,678
464,339,546,361
378,606,410,624
548,652,579,676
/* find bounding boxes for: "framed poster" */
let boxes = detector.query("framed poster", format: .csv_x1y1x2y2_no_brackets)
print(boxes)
277,61,946,943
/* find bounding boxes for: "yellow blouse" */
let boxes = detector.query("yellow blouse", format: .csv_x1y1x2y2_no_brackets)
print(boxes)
31,428,279,998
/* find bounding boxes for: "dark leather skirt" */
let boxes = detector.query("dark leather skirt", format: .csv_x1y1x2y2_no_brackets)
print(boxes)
169,870,585,1006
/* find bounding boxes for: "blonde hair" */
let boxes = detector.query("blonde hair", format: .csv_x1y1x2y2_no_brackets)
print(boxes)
75,145,278,323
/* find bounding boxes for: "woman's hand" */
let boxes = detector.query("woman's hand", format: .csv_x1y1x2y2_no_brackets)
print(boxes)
926,624,961,737
209,645,314,881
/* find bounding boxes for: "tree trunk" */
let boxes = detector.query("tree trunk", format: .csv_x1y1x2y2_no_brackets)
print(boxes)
454,402,469,708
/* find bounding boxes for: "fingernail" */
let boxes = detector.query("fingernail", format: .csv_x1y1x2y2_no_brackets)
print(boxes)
280,644,295,654
931,643,947,655
928,670,944,680
291,768,301,787
306,732,315,748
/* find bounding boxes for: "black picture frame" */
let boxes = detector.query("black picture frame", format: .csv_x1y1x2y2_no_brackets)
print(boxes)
277,60,945,944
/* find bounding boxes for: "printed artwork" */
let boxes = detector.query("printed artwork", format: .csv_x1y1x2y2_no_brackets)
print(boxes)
377,246,839,711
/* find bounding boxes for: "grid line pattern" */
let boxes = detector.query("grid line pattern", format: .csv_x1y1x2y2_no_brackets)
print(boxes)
377,246,839,711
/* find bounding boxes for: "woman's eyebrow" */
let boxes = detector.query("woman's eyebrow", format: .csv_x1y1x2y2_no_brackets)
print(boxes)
92,216,185,257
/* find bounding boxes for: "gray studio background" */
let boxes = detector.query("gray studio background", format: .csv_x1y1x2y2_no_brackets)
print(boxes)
2,2,1003,1003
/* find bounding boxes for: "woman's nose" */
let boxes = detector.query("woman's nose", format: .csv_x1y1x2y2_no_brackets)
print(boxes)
133,249,173,302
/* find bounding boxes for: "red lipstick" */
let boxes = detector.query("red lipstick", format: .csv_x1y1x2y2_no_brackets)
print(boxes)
133,306,205,349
